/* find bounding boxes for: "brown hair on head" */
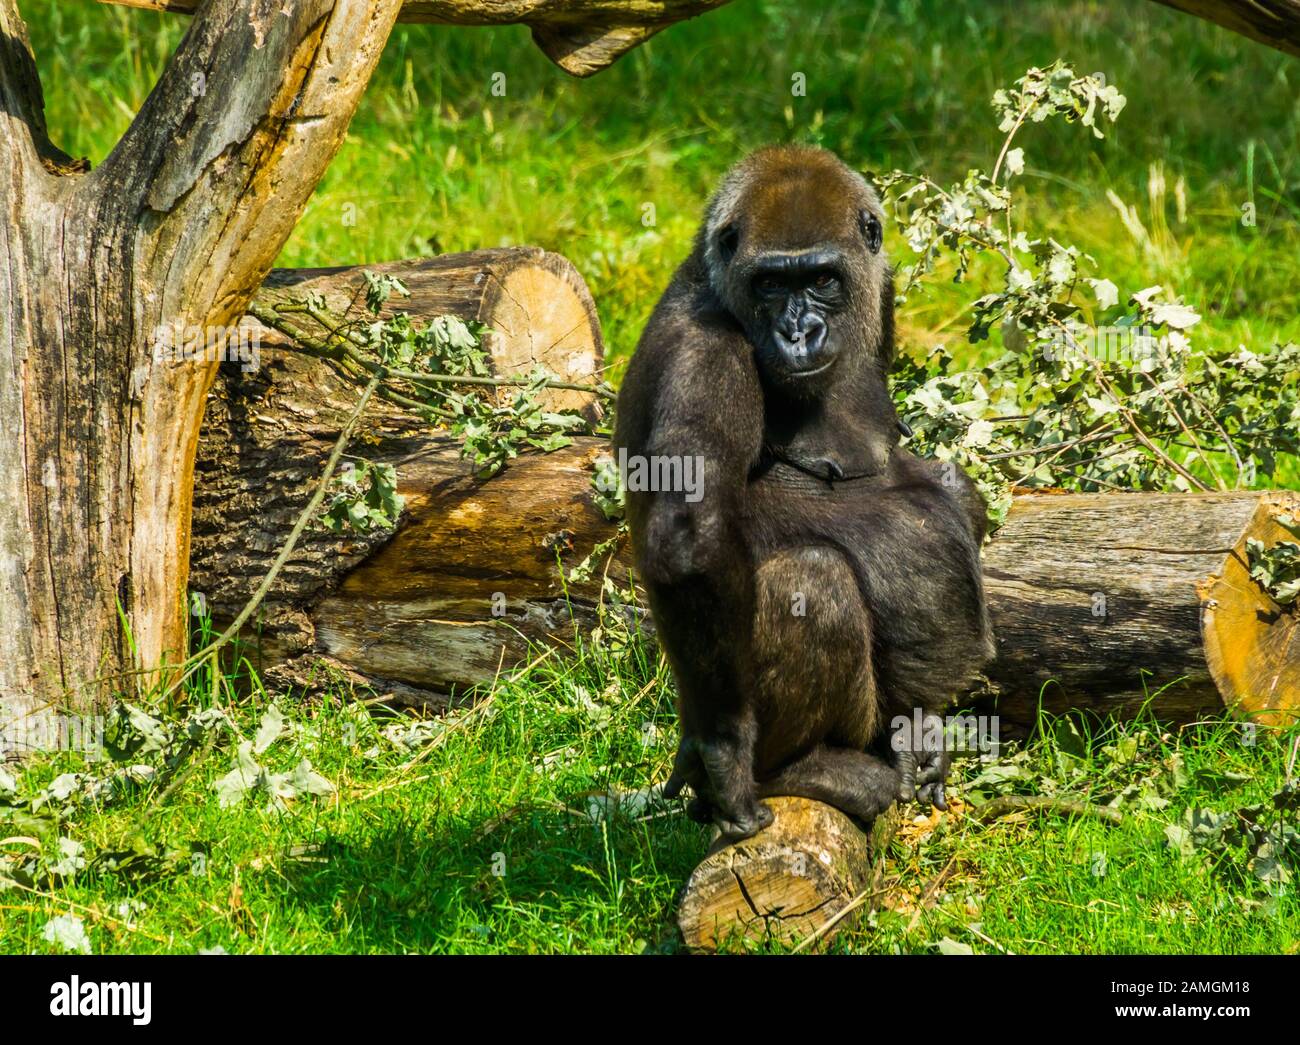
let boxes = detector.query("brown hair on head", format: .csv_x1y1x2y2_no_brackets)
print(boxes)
701,145,883,290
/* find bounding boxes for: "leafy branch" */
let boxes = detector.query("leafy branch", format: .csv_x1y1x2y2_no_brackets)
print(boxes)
248,272,615,529
871,61,1300,526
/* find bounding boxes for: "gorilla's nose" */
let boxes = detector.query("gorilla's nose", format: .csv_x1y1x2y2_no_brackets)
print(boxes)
777,313,828,367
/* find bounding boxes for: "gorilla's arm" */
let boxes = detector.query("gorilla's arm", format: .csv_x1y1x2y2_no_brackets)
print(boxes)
614,272,772,837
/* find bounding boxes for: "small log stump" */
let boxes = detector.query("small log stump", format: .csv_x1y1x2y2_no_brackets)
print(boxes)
677,797,899,953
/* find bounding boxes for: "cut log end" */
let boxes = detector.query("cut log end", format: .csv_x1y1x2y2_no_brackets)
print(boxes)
1200,490,1300,727
676,797,898,953
476,249,605,415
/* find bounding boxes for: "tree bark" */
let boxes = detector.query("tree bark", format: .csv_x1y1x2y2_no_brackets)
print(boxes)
983,490,1300,728
0,0,403,738
676,797,900,952
99,0,734,76
191,267,1300,726
1152,0,1300,56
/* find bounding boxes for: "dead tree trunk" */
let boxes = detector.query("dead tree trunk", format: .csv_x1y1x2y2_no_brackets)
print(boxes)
0,0,403,733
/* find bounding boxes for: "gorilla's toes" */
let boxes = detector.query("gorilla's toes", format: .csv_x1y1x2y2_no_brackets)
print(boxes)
716,801,774,841
917,782,947,811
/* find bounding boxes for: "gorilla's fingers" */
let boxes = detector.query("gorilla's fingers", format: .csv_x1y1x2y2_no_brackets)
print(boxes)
896,750,918,803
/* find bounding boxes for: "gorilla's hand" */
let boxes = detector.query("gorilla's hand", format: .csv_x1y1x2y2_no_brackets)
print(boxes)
892,712,952,812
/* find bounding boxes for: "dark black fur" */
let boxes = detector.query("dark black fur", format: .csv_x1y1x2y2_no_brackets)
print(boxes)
615,146,994,840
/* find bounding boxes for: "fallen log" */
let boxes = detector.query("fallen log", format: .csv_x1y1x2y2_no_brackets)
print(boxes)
983,489,1300,728
677,797,900,952
192,255,1300,726
190,249,610,707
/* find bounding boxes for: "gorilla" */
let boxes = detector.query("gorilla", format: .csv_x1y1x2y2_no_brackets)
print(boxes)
614,145,994,840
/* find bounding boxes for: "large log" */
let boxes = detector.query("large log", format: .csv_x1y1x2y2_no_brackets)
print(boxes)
192,256,1300,726
983,490,1300,728
98,0,734,77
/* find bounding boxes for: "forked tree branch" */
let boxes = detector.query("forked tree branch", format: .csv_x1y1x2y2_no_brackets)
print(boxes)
0,0,84,173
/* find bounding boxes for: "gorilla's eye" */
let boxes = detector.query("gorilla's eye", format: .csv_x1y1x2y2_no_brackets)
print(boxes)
859,210,883,254
755,276,784,297
812,272,839,291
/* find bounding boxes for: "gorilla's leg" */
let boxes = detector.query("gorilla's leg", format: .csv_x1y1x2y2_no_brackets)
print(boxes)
750,545,880,765
743,545,898,824
756,745,901,824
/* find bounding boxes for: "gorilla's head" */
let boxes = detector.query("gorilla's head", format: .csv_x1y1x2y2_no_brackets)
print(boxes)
700,145,893,398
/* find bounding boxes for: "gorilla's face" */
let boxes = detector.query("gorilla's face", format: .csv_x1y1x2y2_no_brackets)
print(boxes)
744,245,854,384
705,148,889,398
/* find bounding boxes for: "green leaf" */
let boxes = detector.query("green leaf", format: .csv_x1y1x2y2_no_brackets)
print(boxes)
42,914,92,954
252,704,285,755
214,742,263,809
1164,823,1196,859
1087,278,1119,311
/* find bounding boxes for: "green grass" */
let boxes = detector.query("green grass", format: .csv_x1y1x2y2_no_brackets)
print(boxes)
3,639,1298,954
8,0,1300,953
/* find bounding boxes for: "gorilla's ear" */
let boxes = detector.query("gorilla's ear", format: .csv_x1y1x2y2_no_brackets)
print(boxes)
716,224,740,264
859,210,882,254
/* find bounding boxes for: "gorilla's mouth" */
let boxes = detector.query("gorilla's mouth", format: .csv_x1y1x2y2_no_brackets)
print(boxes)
785,359,835,379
